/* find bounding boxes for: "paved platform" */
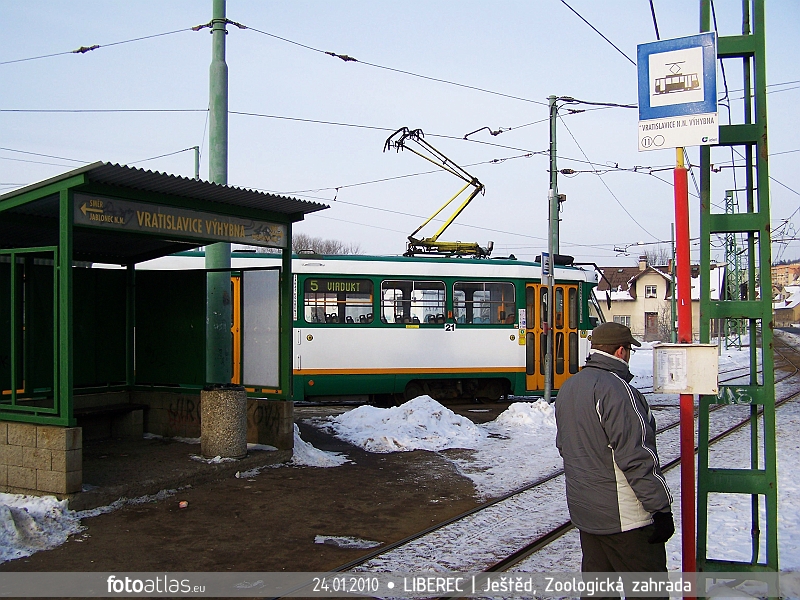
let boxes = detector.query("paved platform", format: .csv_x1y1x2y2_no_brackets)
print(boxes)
70,435,291,511
65,400,505,512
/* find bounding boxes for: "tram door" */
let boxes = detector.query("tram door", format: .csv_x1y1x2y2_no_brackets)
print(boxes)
525,283,580,392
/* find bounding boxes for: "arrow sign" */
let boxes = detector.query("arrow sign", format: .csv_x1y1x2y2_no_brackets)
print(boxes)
80,203,103,216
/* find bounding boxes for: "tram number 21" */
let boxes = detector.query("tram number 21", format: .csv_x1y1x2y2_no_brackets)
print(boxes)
444,323,456,332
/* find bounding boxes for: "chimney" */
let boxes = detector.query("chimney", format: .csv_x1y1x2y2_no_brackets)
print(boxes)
639,255,647,271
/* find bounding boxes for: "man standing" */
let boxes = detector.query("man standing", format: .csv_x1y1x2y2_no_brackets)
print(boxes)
555,322,674,579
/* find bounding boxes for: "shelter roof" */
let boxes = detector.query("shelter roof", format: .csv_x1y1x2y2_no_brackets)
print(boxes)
0,162,328,265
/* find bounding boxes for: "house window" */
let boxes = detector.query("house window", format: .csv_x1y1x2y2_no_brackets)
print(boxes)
645,284,658,298
613,315,631,328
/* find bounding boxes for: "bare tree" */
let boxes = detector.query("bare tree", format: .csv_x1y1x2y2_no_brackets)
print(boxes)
292,233,362,255
644,245,672,267
656,301,674,342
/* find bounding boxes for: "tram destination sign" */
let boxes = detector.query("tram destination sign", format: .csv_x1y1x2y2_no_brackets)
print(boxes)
73,193,287,248
637,32,718,151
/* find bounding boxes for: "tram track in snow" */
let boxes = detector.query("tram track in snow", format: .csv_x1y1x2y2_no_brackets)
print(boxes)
479,332,800,575
324,332,800,579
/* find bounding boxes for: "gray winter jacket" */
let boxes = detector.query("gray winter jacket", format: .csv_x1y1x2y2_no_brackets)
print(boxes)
555,350,672,535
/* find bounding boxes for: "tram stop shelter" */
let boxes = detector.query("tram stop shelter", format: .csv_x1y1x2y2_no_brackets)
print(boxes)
0,162,327,497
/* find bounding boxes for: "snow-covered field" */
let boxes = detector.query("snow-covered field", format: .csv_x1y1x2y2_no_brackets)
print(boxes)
2,335,798,580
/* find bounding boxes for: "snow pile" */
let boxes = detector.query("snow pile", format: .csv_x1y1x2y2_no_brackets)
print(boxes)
325,396,485,452
0,494,83,564
494,400,556,429
451,400,562,498
291,424,351,467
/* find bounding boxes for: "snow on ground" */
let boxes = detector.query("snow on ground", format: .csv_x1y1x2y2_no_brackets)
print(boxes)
291,423,351,467
1,334,799,574
314,535,382,549
0,494,83,564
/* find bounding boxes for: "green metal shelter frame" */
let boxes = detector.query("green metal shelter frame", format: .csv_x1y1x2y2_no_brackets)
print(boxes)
698,0,777,573
0,162,326,426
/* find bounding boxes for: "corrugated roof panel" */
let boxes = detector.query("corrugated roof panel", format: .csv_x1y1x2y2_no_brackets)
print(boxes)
0,162,329,218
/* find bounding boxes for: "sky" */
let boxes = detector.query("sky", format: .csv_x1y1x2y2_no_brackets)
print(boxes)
2,1,799,266
3,338,800,593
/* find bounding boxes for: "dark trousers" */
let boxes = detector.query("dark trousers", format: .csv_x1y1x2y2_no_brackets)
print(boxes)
579,527,668,600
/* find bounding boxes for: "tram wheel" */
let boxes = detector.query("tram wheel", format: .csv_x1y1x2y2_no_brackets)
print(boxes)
404,382,425,401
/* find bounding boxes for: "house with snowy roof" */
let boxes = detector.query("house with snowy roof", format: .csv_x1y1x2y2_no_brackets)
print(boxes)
595,255,724,342
773,285,800,327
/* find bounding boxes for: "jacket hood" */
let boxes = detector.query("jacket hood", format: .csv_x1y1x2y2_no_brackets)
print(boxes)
585,350,634,383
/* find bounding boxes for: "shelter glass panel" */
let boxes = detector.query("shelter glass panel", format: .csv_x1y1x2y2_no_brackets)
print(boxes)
243,270,280,388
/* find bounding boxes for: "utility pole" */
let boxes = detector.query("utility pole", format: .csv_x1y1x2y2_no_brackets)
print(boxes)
205,0,232,384
193,146,200,181
544,95,559,402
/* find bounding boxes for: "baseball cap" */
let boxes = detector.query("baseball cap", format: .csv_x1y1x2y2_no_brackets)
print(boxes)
590,322,642,347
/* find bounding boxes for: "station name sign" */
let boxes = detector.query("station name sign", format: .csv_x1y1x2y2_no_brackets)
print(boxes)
73,193,287,248
637,32,718,151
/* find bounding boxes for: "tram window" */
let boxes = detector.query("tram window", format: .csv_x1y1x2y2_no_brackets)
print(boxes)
555,332,565,374
540,288,548,326
569,332,579,374
525,286,535,328
526,332,535,376
303,278,373,324
453,281,515,324
555,288,564,329
381,280,445,324
569,288,578,329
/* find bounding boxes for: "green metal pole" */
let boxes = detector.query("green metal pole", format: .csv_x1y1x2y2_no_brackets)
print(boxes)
549,95,559,254
281,226,293,399
59,189,74,425
205,0,232,384
126,264,135,388
544,95,558,402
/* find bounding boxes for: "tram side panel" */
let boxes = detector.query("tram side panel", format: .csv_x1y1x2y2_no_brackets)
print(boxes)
294,326,523,401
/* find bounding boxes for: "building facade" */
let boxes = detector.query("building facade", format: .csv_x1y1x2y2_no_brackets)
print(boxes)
595,256,724,342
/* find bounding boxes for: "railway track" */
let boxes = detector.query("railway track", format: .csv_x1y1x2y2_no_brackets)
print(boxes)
323,331,800,579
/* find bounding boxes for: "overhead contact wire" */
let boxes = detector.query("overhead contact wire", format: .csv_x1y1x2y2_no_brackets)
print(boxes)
244,26,549,107
0,28,192,66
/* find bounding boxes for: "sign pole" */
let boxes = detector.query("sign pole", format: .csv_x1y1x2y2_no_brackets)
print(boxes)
544,95,559,403
674,146,696,575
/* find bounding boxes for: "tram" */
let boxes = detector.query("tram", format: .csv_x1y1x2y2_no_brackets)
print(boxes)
654,72,700,94
141,251,601,403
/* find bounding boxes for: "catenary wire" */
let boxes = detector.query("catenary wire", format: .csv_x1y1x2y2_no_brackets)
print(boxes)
558,113,658,239
558,0,636,66
0,28,193,66
243,25,550,107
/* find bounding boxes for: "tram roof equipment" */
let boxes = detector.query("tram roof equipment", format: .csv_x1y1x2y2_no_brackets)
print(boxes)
384,128,493,258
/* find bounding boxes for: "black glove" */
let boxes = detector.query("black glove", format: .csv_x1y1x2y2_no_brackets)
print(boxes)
648,511,675,544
